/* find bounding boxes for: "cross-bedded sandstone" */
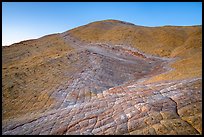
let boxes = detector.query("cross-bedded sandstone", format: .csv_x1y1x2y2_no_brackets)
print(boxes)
2,21,202,135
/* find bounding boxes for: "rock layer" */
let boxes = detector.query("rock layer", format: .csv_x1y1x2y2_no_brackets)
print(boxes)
2,20,202,135
2,76,202,135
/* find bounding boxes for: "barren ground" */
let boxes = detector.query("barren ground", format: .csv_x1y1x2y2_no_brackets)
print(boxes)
2,20,202,135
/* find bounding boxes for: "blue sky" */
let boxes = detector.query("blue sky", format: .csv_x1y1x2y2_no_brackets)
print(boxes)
2,2,202,46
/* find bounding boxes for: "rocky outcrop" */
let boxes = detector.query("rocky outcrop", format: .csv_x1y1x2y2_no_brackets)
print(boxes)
2,20,202,135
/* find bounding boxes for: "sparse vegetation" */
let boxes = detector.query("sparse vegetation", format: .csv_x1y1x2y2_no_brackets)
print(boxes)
2,20,202,135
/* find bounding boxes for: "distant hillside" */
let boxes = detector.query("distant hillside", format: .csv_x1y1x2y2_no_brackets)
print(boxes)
67,19,202,81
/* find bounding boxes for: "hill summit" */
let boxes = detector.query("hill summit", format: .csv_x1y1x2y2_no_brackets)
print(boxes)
2,20,202,135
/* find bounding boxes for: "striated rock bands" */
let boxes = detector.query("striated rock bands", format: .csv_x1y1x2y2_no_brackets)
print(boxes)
2,20,202,135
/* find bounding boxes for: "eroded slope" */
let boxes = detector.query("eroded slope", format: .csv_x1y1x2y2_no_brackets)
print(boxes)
2,20,202,135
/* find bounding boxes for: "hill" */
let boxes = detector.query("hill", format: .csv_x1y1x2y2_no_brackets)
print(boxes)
2,20,202,135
